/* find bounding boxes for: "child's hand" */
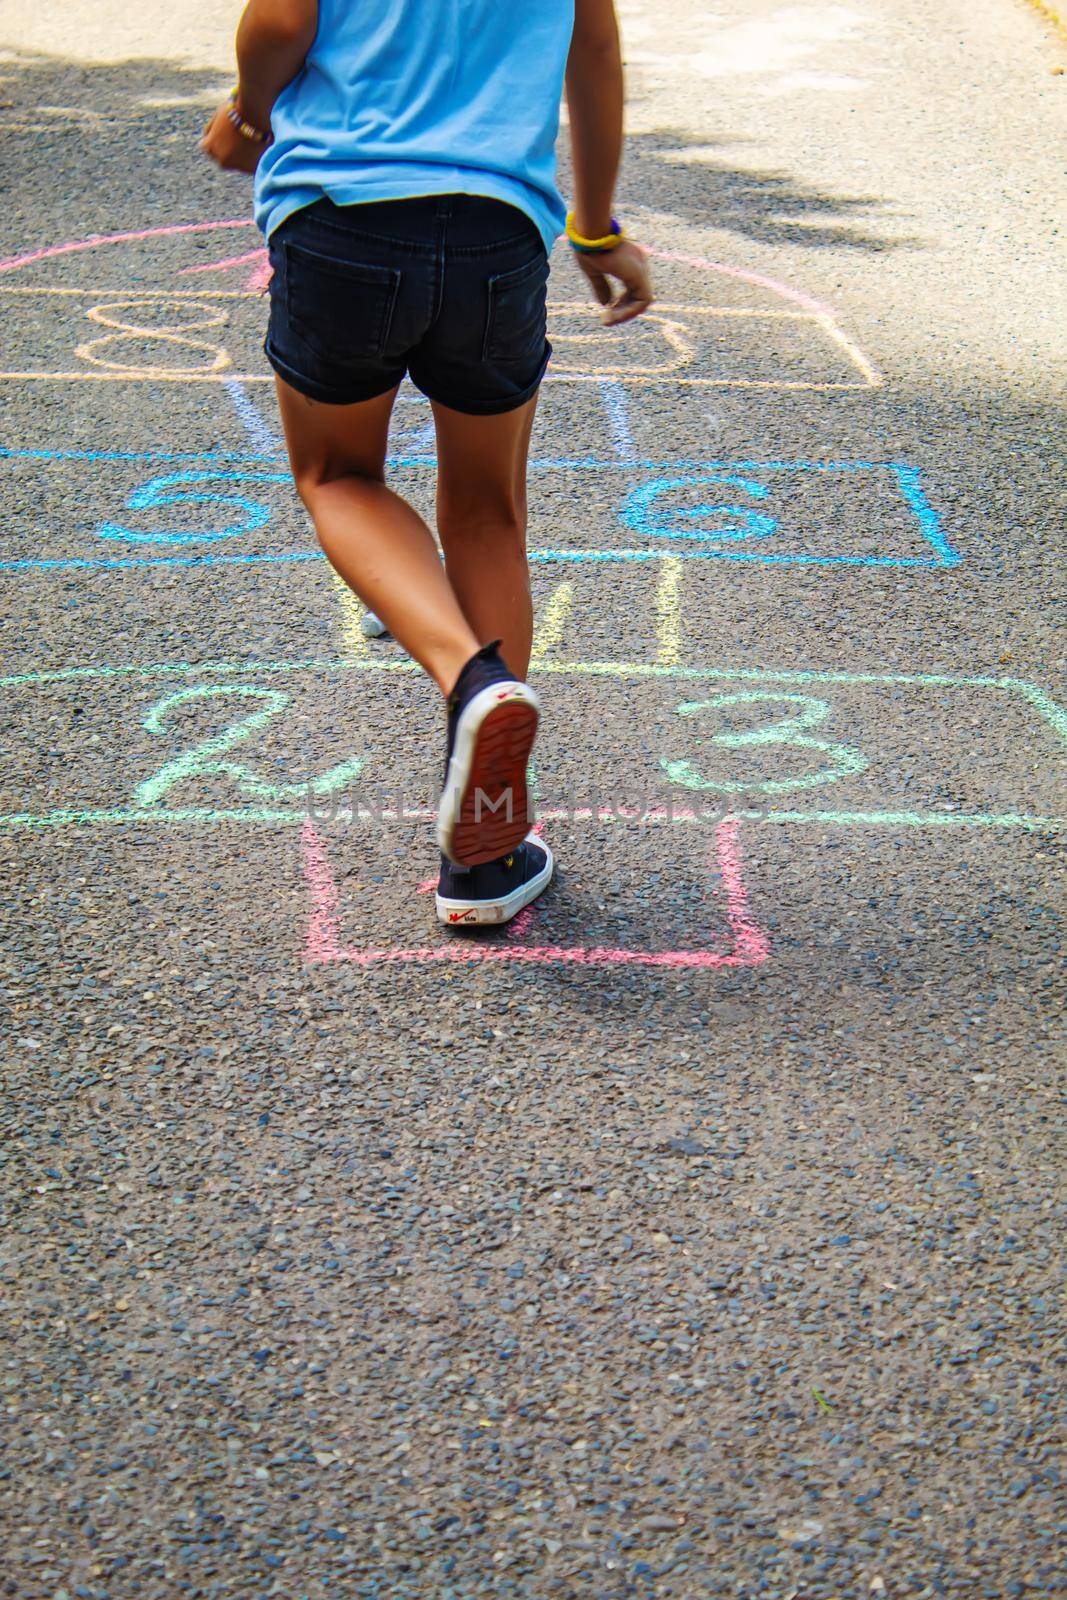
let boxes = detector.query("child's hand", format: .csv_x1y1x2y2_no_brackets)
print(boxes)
200,102,266,175
573,239,653,326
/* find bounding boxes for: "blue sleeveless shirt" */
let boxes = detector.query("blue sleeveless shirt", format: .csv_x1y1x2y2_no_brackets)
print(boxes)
254,0,575,251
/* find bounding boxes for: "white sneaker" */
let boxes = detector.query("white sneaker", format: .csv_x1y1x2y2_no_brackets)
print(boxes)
435,836,553,927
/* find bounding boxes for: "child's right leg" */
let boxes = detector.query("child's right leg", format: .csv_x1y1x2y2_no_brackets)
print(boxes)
432,392,540,680
427,391,554,920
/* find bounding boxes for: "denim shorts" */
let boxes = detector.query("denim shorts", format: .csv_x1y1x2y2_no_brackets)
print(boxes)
265,194,551,413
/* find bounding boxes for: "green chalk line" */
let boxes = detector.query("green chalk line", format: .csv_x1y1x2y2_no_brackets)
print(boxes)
0,805,1061,833
1,656,1061,832
0,656,417,690
1,653,1063,742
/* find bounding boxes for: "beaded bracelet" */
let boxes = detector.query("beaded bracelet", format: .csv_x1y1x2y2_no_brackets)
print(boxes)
565,212,625,253
226,88,271,145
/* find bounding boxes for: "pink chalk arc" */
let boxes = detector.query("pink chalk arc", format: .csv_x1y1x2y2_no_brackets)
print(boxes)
0,219,253,277
0,221,853,322
301,818,769,970
645,245,831,319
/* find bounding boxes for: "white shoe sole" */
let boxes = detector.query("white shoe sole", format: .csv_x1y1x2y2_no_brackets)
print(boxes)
436,679,540,867
436,839,554,927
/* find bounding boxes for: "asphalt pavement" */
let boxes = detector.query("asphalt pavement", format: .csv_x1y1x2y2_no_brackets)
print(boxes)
0,2,1064,1597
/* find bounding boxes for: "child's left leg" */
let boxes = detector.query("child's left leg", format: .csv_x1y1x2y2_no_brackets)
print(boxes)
275,371,541,869
274,376,481,695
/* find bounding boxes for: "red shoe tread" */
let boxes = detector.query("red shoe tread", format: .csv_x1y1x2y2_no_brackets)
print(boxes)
449,700,538,866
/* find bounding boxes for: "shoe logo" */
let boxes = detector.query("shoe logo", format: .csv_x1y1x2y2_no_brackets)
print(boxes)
448,909,478,923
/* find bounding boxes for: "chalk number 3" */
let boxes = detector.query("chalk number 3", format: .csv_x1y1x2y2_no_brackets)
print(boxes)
661,692,867,795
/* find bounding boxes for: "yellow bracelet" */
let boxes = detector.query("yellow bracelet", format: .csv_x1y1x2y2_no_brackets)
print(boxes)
565,212,624,252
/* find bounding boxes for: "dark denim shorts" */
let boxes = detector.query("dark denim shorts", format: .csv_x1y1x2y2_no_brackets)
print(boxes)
265,194,551,413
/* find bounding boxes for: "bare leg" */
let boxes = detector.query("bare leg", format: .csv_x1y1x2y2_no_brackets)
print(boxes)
432,393,539,679
274,377,480,694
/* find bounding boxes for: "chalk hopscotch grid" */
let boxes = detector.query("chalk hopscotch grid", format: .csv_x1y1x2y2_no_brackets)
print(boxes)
5,221,1049,978
0,287,878,391
302,816,770,970
0,450,960,571
0,657,1062,832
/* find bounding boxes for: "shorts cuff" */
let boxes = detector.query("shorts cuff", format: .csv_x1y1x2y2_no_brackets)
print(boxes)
412,342,551,416
263,340,402,407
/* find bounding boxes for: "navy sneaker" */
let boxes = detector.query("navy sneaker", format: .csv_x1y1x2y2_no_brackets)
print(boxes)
436,640,539,867
436,837,554,927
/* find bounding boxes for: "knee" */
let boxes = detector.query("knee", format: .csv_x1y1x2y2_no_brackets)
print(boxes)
293,471,318,514
293,461,384,511
438,496,528,552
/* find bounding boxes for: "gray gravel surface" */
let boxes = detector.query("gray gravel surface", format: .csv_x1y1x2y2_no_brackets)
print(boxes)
0,3,1064,1597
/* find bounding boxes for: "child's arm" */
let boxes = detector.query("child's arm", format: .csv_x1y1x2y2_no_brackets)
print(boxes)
235,0,319,132
201,0,318,174
565,0,652,325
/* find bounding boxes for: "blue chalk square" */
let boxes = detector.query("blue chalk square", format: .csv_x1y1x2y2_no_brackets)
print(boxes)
607,460,957,569
0,451,957,573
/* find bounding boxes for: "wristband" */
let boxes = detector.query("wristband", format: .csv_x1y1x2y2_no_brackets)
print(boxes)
226,88,271,145
565,212,624,253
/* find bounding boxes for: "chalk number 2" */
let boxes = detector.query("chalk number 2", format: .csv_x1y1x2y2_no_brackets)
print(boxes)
135,685,363,809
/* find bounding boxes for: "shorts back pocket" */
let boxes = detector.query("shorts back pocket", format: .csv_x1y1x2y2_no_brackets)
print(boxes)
283,239,401,363
483,252,549,363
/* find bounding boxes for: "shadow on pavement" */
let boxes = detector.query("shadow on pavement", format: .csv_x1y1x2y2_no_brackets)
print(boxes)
0,51,907,257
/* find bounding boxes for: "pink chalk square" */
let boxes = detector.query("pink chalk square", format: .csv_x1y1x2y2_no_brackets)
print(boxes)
301,818,770,970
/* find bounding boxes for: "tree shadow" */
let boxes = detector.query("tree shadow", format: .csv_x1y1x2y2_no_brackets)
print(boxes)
0,50,233,244
0,50,912,257
631,128,913,252
561,128,912,253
